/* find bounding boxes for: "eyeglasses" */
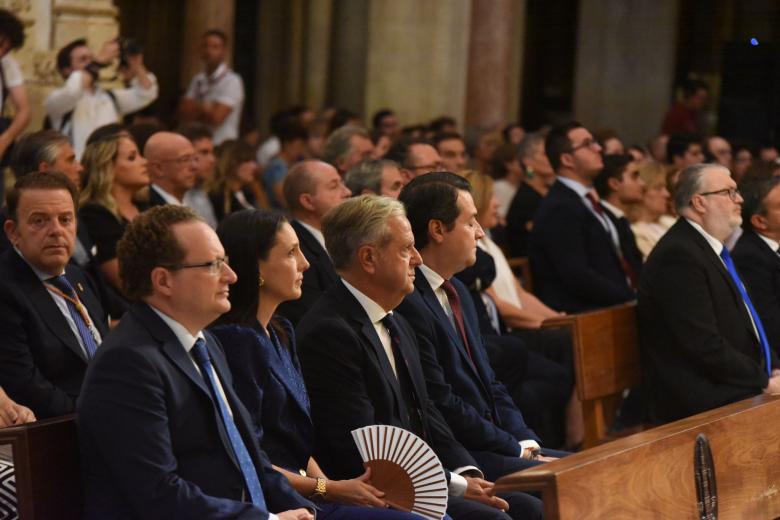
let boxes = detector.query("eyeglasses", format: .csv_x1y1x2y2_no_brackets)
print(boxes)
570,138,600,152
697,188,741,202
161,256,229,276
410,162,446,171
159,154,197,166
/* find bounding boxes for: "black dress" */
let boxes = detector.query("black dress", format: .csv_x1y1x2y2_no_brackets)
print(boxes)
505,182,544,258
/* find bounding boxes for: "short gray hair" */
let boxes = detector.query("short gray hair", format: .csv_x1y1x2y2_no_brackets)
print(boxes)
344,159,398,195
674,163,731,213
322,125,369,168
323,195,406,270
517,132,545,161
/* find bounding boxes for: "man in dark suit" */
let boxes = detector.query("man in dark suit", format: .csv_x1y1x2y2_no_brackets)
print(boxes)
144,131,197,207
297,195,541,519
529,122,635,312
594,153,645,276
733,177,780,358
639,164,780,424
0,172,108,419
397,173,560,484
77,205,313,519
277,160,350,325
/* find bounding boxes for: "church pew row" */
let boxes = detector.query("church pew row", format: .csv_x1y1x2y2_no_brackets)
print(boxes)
494,394,780,519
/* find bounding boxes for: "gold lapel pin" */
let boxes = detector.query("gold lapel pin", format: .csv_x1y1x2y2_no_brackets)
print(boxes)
77,282,84,292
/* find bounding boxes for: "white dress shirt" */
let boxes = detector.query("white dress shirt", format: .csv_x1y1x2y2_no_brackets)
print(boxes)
184,63,244,145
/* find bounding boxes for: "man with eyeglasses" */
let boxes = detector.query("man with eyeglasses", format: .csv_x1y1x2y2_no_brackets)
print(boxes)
78,205,315,519
386,137,446,184
0,172,108,419
528,122,636,313
638,164,780,424
144,131,198,207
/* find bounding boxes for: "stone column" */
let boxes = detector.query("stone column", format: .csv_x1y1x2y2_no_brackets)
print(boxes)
364,0,471,128
573,0,679,144
180,0,235,90
464,0,519,130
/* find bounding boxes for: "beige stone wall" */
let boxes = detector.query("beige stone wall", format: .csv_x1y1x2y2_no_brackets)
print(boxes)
4,0,119,132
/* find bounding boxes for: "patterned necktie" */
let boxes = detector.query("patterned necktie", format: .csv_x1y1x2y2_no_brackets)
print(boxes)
191,339,267,509
719,248,772,376
440,280,475,362
46,275,98,358
268,327,310,413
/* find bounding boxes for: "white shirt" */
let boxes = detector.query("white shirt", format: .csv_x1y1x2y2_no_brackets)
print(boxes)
478,236,522,309
418,264,540,454
340,276,475,495
556,176,620,248
45,70,158,158
296,220,327,252
0,55,23,109
493,179,517,219
184,63,244,144
183,188,218,228
151,184,184,205
19,250,102,359
686,218,760,339
256,136,280,168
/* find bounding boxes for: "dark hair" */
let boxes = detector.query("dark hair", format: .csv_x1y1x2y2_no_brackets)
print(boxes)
386,136,432,168
329,108,359,134
10,130,69,179
545,122,582,172
741,177,780,231
666,132,701,162
127,122,163,153
432,131,464,149
594,154,633,198
703,135,731,163
372,109,394,130
428,116,457,134
177,123,213,143
398,171,470,250
117,205,200,301
86,123,127,146
56,38,87,74
203,29,227,44
0,9,25,50
681,78,709,98
216,209,287,326
502,123,522,142
490,143,520,179
7,171,78,221
277,122,308,145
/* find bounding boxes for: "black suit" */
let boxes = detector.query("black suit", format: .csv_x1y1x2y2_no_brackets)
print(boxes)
277,220,339,325
529,180,635,312
296,280,538,519
0,250,108,418
733,230,780,358
638,219,778,423
602,206,643,281
77,303,312,519
148,185,168,207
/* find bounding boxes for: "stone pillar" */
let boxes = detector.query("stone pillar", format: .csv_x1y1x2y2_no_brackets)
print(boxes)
327,0,368,114
180,0,235,89
573,0,679,144
464,0,518,130
302,0,332,112
364,0,471,128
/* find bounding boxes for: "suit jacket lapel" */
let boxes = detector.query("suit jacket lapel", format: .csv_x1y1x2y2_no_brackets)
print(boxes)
558,181,621,258
258,329,311,418
414,269,483,382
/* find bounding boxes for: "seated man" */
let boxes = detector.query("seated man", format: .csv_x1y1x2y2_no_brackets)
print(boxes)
297,195,540,519
397,173,563,484
77,205,314,519
639,164,780,424
732,177,780,360
145,131,198,207
529,122,635,312
0,172,108,418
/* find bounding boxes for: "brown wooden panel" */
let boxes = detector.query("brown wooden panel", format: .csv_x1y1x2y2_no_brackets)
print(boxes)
0,415,82,519
495,394,780,519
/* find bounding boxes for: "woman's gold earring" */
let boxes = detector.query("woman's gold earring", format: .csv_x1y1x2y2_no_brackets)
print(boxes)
259,276,265,287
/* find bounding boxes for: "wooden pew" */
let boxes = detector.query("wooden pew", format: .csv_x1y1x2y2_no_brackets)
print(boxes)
0,415,82,519
542,302,641,448
494,394,780,519
507,256,533,293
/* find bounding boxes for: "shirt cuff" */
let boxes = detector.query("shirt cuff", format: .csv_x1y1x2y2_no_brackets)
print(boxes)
269,514,278,520
519,439,541,457
448,465,484,496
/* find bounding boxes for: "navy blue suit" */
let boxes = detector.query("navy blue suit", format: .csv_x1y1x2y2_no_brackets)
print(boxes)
77,303,312,519
529,179,635,312
397,271,542,481
0,249,108,418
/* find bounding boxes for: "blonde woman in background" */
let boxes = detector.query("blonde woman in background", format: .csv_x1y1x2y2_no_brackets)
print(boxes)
207,139,261,222
628,161,675,259
79,133,148,293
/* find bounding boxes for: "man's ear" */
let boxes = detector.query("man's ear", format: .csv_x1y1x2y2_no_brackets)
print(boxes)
427,219,446,245
299,193,316,213
3,219,18,246
150,267,175,297
607,176,622,193
356,244,378,274
559,152,574,170
751,213,768,233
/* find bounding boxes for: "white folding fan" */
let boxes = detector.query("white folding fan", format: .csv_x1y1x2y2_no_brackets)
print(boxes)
351,425,448,520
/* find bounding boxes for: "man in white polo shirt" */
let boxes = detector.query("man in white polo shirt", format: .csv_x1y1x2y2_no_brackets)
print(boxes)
179,29,244,145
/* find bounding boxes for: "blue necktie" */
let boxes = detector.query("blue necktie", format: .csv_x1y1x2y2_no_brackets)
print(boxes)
720,248,772,376
47,275,98,358
191,339,267,510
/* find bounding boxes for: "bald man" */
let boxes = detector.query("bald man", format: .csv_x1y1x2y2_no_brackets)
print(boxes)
145,132,198,206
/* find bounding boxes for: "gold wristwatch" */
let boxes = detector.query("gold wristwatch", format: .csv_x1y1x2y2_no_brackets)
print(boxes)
311,477,327,499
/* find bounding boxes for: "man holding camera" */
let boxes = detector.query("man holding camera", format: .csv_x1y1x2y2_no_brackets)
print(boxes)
44,38,158,160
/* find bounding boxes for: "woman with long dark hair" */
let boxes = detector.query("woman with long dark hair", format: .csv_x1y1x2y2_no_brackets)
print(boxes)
210,209,425,520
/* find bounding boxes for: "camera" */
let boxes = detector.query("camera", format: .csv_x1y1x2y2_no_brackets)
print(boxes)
118,37,144,68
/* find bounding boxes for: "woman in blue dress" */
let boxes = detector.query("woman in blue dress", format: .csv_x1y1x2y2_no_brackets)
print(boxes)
211,209,428,520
